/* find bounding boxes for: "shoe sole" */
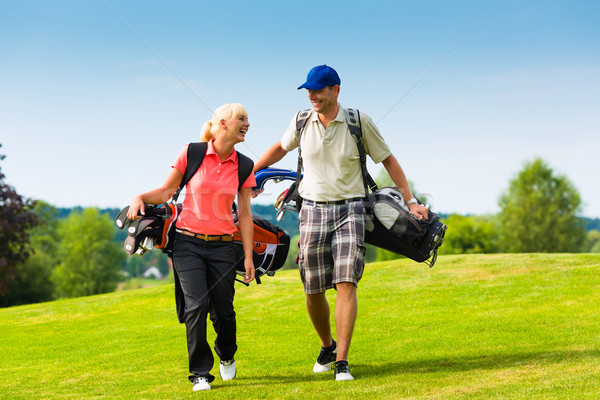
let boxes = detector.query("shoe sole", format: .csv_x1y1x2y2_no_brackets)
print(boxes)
193,382,211,391
221,372,236,380
335,372,354,381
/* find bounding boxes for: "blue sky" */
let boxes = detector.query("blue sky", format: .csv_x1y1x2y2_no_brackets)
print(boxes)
1,0,599,217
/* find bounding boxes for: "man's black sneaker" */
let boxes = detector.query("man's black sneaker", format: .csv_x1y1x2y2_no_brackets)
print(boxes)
334,360,354,381
313,340,337,373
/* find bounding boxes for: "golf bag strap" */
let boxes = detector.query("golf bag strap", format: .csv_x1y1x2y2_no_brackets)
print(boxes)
294,109,312,211
345,108,378,195
294,108,379,204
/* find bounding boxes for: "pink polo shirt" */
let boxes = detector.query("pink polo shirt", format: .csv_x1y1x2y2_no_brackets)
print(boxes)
172,140,256,235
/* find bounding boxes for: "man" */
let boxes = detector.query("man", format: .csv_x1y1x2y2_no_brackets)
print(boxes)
253,65,428,381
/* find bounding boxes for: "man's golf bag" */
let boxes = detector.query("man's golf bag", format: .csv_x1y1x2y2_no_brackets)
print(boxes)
363,186,447,267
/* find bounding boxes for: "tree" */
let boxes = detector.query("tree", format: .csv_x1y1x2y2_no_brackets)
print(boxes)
0,202,59,307
123,250,170,280
364,243,378,263
498,158,585,253
284,234,300,270
375,169,428,205
439,214,501,255
0,144,39,295
583,230,600,253
52,208,125,298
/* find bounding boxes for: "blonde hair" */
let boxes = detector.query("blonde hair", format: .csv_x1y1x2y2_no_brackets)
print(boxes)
200,103,248,142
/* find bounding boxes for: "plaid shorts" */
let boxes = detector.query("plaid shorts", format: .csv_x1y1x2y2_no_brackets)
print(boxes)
298,200,366,294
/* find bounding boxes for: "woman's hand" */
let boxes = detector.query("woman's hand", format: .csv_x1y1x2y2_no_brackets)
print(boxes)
243,258,255,284
125,168,183,220
127,195,145,220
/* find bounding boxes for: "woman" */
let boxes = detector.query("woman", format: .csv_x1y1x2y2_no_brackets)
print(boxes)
127,103,256,391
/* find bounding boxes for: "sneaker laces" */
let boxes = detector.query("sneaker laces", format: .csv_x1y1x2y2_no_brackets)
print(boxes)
335,360,350,374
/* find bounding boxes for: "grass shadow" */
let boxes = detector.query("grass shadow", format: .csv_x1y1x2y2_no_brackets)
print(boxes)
231,348,600,386
353,348,600,377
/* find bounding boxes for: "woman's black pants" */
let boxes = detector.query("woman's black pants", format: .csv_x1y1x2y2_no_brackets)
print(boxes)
172,233,238,382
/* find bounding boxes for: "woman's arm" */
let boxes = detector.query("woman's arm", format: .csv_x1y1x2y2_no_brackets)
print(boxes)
127,167,183,220
237,186,255,284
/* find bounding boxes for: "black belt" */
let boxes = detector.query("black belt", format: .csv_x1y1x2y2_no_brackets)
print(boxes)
303,197,364,206
176,229,234,242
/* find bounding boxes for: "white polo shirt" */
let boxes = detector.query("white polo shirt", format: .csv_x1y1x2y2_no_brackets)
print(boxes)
281,104,391,202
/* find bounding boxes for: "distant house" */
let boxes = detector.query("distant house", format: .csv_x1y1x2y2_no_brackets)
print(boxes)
143,266,163,280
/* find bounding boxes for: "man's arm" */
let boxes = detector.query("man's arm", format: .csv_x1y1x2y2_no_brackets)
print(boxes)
251,141,290,197
382,154,428,220
253,141,289,172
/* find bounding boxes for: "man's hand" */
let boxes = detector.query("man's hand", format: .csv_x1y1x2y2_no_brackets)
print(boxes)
251,188,264,198
408,203,429,220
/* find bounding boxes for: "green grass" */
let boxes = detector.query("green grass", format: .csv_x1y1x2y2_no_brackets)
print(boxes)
117,277,172,291
1,254,600,399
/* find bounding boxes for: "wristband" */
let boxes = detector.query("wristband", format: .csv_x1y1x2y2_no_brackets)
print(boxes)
407,197,418,205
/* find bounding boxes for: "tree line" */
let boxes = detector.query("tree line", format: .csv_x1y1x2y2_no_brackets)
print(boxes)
1,141,599,307
436,158,597,255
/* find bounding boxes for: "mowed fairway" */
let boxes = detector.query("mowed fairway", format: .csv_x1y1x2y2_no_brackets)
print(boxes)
1,253,599,399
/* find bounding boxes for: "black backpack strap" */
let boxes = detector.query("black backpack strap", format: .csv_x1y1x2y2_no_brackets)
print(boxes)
232,150,254,216
345,108,378,195
172,142,208,202
294,109,312,211
229,150,255,219
236,151,254,191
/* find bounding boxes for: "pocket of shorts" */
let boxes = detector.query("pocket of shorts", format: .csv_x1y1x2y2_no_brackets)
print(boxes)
352,201,366,219
297,242,305,267
354,244,366,280
298,203,310,228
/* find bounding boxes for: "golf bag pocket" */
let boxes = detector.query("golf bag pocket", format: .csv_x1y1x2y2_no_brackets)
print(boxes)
371,187,425,241
232,215,291,283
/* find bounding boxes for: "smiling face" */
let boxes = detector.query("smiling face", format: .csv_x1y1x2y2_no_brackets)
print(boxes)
307,85,339,115
222,114,250,143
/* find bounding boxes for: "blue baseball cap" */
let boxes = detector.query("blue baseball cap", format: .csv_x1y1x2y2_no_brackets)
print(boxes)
297,65,341,90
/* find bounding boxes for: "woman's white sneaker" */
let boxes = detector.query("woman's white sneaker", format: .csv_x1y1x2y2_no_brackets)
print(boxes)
220,360,236,381
192,377,211,391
